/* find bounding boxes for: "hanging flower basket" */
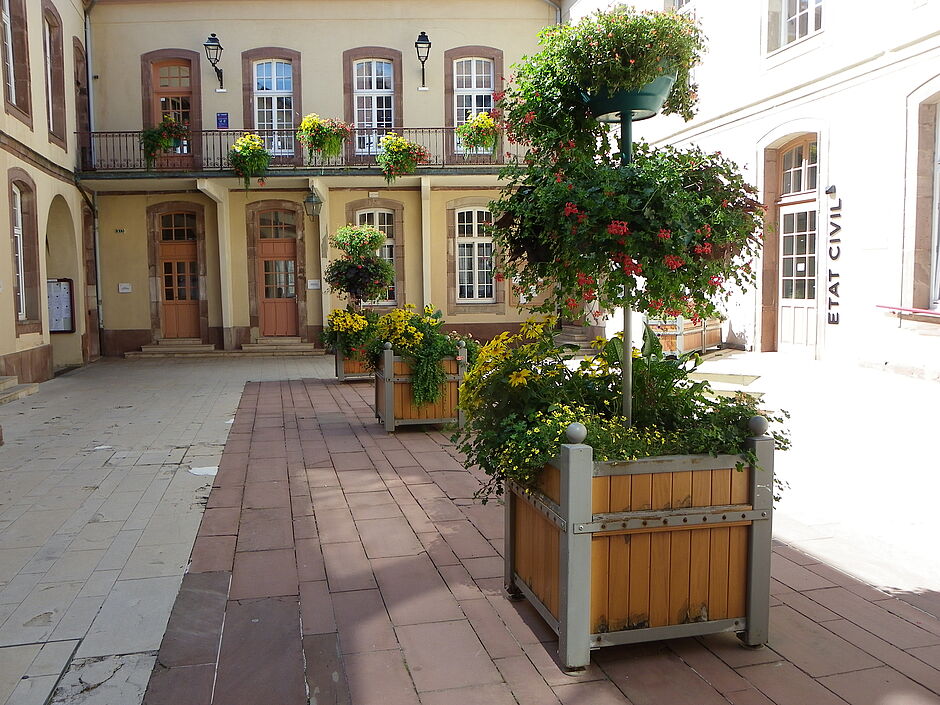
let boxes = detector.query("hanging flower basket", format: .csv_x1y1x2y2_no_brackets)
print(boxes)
139,116,190,170
228,133,271,190
583,71,678,122
296,113,353,163
376,133,431,183
456,111,500,154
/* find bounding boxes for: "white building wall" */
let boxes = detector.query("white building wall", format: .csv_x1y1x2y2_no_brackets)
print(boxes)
562,0,940,375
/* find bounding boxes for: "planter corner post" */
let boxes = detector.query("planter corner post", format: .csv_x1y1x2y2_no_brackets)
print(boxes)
742,415,774,647
558,422,594,672
383,342,395,432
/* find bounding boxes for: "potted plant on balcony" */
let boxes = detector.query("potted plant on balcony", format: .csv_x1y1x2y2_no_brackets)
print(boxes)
376,133,431,183
457,4,785,671
228,133,271,190
365,305,477,431
323,223,394,379
456,111,500,154
139,115,190,170
296,113,353,163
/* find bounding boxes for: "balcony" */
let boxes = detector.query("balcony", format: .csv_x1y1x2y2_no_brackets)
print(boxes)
77,127,521,174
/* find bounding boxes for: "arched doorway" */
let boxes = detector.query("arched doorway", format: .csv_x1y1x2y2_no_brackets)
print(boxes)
247,200,306,339
45,195,82,370
761,130,821,353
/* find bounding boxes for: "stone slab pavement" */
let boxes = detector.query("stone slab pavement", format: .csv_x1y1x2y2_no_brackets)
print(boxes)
0,356,334,705
3,355,940,704
138,375,940,705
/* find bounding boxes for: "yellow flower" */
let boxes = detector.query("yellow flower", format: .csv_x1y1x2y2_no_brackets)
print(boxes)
590,336,607,349
508,369,532,387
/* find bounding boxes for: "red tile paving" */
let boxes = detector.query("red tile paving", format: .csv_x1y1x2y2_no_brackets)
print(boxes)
141,378,940,705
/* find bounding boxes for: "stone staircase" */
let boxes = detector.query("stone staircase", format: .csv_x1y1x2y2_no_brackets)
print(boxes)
239,337,319,355
125,337,323,358
125,338,216,359
553,324,597,357
0,375,39,406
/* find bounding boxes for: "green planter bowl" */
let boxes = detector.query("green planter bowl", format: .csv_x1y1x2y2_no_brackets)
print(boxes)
583,71,678,122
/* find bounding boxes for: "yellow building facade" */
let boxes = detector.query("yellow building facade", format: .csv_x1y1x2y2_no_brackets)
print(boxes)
1,0,559,381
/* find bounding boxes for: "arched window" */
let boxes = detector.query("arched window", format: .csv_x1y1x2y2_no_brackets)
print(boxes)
455,208,494,303
454,58,494,152
356,208,395,304
41,0,65,147
9,168,39,333
254,59,294,154
780,137,817,196
353,59,394,154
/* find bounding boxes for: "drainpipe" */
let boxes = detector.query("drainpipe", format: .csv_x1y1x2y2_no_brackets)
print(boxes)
539,0,562,24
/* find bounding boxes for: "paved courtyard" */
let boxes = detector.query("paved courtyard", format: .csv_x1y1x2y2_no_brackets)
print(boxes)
0,355,939,704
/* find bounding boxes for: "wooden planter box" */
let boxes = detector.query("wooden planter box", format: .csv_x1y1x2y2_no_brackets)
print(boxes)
648,317,722,354
335,353,372,382
374,344,466,432
505,419,773,671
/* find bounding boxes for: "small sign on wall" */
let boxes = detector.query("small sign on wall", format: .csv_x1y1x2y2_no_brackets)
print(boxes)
307,279,321,290
216,112,229,129
118,283,132,293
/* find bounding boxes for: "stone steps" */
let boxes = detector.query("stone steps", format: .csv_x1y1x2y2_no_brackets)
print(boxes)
125,349,324,359
240,343,318,353
0,380,39,405
138,343,217,354
0,376,18,391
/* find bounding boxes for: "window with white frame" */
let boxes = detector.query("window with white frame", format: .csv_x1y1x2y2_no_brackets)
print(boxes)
456,208,494,302
254,60,294,154
768,0,822,52
357,209,396,304
1,0,14,104
454,58,494,152
780,138,817,195
354,59,394,154
11,182,25,320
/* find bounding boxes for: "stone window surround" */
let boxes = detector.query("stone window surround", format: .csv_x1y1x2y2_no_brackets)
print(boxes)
443,46,503,163
140,49,203,162
41,0,65,149
246,199,308,341
241,47,303,164
9,167,40,335
2,0,31,128
345,197,406,311
446,196,505,317
913,101,939,312
146,201,208,344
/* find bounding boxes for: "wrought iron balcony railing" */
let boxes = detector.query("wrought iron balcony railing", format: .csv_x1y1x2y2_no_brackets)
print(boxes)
77,127,522,173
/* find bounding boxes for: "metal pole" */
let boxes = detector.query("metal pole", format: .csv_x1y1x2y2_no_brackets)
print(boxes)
620,111,633,426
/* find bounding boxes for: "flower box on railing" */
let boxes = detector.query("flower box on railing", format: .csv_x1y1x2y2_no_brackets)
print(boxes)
505,418,773,672
374,343,466,433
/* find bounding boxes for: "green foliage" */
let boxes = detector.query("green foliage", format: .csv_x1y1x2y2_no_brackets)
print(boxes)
139,116,189,170
321,307,377,359
365,305,473,406
453,321,790,501
325,224,395,306
375,133,431,183
296,113,352,162
228,133,271,190
492,141,763,322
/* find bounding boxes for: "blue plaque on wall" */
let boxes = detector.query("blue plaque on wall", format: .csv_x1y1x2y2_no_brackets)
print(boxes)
217,112,229,129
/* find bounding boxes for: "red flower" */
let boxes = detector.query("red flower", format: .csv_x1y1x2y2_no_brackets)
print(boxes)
582,288,595,301
657,228,672,240
493,90,506,102
562,202,580,217
565,297,579,310
709,275,723,287
607,220,629,236
523,111,536,124
664,255,685,270
694,242,713,255
650,299,664,311
494,272,505,282
576,272,595,286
